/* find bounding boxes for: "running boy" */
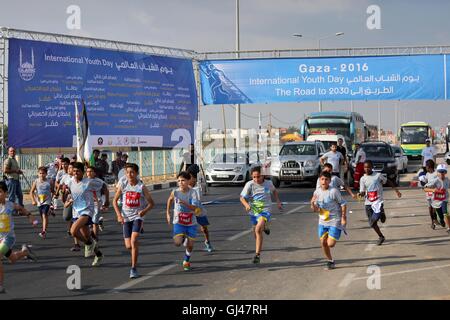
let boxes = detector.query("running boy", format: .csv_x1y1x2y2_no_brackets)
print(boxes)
358,160,402,245
240,166,282,264
424,164,450,233
64,162,105,266
419,159,440,229
86,167,109,241
187,168,213,252
311,171,347,270
30,166,54,239
316,163,356,199
0,181,37,293
166,171,201,271
113,163,154,279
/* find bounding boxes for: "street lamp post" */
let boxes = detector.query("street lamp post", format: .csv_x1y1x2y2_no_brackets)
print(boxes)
293,32,344,112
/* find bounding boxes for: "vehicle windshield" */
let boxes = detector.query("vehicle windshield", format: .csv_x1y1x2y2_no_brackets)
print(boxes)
213,153,246,164
362,145,393,158
280,144,316,156
400,126,429,144
306,118,350,138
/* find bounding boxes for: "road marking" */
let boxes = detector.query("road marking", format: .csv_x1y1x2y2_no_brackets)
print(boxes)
227,229,253,241
283,205,306,215
338,273,357,287
110,264,177,292
365,244,376,251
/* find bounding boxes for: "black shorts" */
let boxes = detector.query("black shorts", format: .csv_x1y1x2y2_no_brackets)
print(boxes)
39,204,50,216
123,219,143,239
365,204,385,227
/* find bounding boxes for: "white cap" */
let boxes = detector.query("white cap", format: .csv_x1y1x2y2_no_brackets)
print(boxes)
437,164,447,173
426,138,431,142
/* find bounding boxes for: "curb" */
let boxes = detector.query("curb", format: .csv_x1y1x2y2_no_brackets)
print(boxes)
147,181,178,191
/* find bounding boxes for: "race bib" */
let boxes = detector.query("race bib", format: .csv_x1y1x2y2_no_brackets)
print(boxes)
125,191,141,208
367,191,379,202
178,212,193,225
434,189,446,201
427,192,433,198
38,194,47,203
319,208,330,221
0,213,11,233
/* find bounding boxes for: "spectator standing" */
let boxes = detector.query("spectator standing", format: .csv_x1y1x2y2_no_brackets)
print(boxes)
3,147,24,207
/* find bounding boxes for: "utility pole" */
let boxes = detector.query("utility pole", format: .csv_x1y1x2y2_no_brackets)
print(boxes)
235,0,241,149
222,105,227,153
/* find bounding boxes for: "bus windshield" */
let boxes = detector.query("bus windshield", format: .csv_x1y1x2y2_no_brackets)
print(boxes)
306,118,350,137
400,126,429,144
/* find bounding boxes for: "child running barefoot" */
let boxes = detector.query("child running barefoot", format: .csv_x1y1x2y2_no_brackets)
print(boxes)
113,163,154,279
311,171,347,270
358,160,402,245
418,160,440,229
187,168,213,252
0,181,37,293
30,166,54,239
240,166,282,264
424,164,450,233
166,171,201,271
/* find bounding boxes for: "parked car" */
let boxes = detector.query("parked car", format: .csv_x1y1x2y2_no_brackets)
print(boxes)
391,145,408,173
205,152,259,186
349,141,399,186
269,141,325,188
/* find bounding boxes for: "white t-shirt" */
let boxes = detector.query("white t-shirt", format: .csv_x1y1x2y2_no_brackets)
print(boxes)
421,146,436,166
355,149,366,164
321,151,343,173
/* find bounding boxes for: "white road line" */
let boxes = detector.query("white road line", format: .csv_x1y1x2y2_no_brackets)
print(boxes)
365,244,376,251
227,229,253,241
110,264,177,292
338,273,357,287
284,205,306,215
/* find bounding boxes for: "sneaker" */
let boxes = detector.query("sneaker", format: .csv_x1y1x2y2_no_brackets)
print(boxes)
325,260,336,270
49,206,56,217
183,260,191,271
204,241,213,252
439,219,446,228
84,242,96,258
377,236,385,246
92,254,103,267
431,222,436,230
447,228,450,235
252,255,260,264
264,227,271,235
38,231,46,239
98,218,104,232
70,244,81,252
22,244,37,262
130,268,139,279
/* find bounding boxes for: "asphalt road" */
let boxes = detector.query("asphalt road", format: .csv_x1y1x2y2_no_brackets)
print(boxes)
2,159,450,300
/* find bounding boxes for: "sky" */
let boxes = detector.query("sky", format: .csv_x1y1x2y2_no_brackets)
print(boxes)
1,0,450,133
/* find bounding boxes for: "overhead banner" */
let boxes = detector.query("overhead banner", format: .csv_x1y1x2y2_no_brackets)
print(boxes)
200,55,446,105
8,38,198,148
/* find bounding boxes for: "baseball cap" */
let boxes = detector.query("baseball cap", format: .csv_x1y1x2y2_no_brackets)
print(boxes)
437,164,447,173
426,138,431,142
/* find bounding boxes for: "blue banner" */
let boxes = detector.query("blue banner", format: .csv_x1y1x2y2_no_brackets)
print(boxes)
8,38,198,148
200,55,446,105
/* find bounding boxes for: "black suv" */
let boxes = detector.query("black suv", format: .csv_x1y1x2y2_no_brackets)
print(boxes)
350,141,399,186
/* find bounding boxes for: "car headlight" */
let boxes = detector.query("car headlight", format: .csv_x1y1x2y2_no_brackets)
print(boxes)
305,160,315,167
233,166,243,172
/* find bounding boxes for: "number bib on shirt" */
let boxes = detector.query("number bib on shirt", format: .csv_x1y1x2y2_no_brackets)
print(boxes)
319,208,330,221
434,189,446,201
178,212,193,225
125,191,141,208
427,192,433,198
0,214,11,233
38,194,47,203
367,191,379,202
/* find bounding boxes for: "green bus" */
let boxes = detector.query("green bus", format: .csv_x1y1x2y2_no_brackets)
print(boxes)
399,121,433,159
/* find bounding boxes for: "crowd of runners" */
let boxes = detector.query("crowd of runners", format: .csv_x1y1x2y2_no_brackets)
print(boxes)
0,142,449,293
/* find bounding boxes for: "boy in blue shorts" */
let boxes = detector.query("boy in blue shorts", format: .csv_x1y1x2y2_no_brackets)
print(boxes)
0,181,37,293
240,166,282,264
311,171,347,270
30,166,54,239
424,164,450,233
187,168,213,252
166,171,201,271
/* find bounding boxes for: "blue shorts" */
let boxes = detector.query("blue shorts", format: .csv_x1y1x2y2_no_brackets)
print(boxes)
318,225,341,241
0,236,15,256
123,219,143,238
196,216,210,226
72,215,93,226
435,201,449,217
39,204,50,216
250,212,271,226
173,224,197,240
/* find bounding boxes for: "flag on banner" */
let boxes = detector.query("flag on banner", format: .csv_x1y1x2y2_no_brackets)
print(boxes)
75,99,92,165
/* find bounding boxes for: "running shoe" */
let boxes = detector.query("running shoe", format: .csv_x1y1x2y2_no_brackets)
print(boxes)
98,217,104,232
92,254,103,267
38,231,46,239
252,255,260,264
204,241,213,252
264,222,271,235
183,260,191,271
431,222,436,230
447,228,450,235
325,260,336,270
129,268,139,279
49,206,56,217
70,244,81,252
439,219,446,228
377,236,385,246
22,244,37,262
85,242,96,258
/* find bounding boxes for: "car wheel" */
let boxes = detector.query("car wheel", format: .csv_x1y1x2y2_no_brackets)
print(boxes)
272,177,280,188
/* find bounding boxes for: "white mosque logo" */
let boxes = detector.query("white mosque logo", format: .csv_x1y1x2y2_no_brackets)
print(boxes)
18,47,36,81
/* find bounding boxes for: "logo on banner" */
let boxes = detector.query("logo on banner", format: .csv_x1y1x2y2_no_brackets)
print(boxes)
18,47,36,81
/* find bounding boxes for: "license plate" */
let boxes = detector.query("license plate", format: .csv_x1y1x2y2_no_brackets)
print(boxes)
283,170,299,175
217,174,229,178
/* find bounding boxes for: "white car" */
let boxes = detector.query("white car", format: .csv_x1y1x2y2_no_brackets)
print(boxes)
391,145,408,173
